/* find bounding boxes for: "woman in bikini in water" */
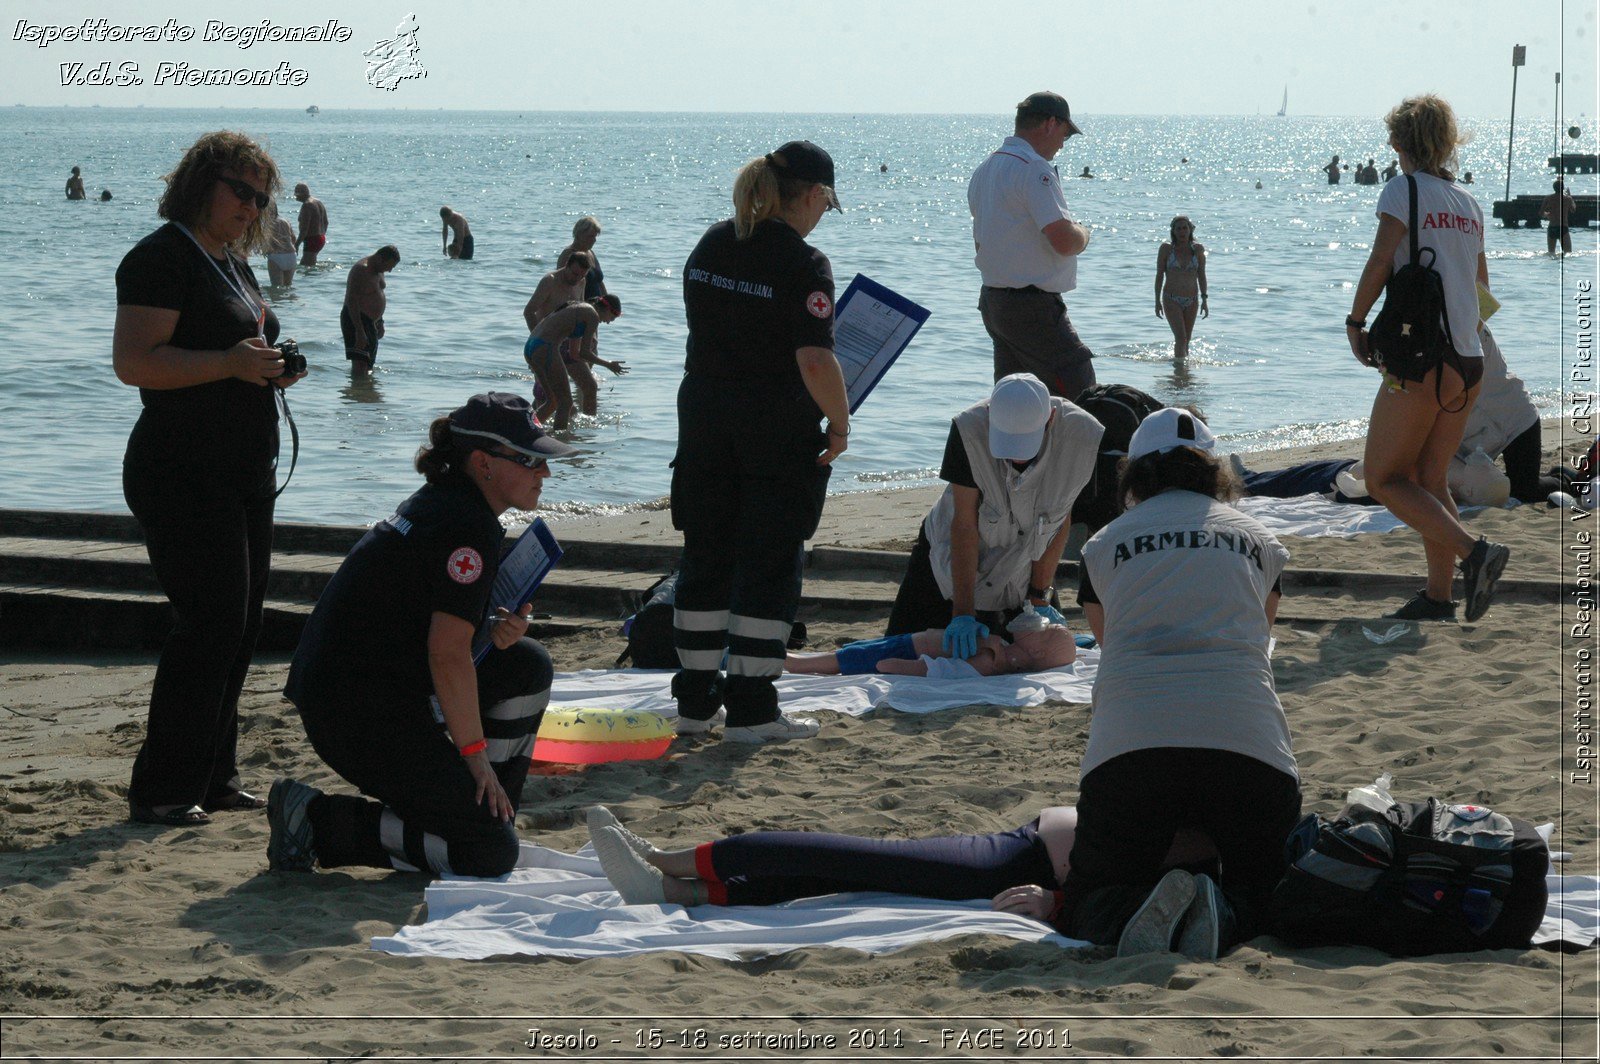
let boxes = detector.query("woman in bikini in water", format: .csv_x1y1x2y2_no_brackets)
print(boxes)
1154,215,1207,361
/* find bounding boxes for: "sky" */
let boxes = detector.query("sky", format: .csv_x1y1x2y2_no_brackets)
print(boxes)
0,0,1595,118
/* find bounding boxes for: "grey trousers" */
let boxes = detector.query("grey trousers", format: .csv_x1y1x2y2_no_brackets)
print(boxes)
979,285,1096,400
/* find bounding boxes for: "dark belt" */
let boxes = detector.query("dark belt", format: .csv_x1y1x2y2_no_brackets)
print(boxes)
982,284,1059,295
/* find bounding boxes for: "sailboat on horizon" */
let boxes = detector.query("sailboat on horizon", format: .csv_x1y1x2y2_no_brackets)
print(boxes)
1277,85,1288,117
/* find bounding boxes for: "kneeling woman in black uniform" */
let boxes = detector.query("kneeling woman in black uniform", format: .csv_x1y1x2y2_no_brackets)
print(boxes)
671,140,851,744
271,393,572,877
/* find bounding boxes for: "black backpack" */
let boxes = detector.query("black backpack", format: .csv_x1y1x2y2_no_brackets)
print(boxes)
615,571,807,668
1270,797,1548,956
615,571,682,668
1368,174,1458,398
1071,383,1163,534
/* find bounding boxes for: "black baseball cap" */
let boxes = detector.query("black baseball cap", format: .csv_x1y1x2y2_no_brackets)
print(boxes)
448,392,577,458
1016,91,1083,136
767,140,842,212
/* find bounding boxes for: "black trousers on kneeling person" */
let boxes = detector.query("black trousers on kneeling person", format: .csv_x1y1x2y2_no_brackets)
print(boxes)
295,637,552,878
884,527,1019,638
1060,747,1302,949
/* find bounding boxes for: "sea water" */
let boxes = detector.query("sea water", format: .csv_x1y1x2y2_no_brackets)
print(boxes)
0,107,1583,524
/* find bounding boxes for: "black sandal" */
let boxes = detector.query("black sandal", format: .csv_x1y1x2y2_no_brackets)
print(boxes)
129,800,212,826
204,790,268,812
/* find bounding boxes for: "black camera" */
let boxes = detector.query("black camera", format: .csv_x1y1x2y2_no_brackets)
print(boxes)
275,338,307,377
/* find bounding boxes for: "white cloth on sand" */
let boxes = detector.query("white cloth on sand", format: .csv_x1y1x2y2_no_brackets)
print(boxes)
371,841,1087,960
548,650,1098,718
369,844,1598,960
1234,494,1409,538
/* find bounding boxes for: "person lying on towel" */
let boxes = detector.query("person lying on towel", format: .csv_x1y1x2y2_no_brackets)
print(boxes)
784,610,1077,678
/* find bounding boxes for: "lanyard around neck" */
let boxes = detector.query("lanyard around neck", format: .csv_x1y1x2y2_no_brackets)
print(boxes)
172,222,266,339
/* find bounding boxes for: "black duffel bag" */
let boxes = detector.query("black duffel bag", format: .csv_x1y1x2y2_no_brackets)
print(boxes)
1270,797,1548,956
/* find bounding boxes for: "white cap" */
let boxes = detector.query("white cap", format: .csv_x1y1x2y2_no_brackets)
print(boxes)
988,374,1052,460
1127,407,1216,460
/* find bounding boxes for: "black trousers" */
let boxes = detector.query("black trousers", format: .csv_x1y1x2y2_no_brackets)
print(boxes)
670,375,829,725
296,637,551,878
704,821,1056,907
884,527,1013,638
123,460,274,810
1061,746,1301,948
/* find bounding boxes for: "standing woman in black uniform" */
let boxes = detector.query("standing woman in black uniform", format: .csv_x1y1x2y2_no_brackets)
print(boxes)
671,141,851,743
114,130,304,826
272,394,567,877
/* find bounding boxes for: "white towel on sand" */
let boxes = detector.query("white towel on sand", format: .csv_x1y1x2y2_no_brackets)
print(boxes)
1234,494,1409,538
370,842,1085,960
370,846,1598,961
548,650,1099,718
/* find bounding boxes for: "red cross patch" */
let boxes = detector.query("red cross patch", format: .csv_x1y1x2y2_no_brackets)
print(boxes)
806,291,832,318
1041,173,1052,185
446,547,483,584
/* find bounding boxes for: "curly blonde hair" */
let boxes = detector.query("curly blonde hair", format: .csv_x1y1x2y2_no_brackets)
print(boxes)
1385,95,1466,178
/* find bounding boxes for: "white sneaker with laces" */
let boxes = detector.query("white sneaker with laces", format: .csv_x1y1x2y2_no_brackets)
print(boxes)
673,707,726,735
585,805,657,862
722,714,821,744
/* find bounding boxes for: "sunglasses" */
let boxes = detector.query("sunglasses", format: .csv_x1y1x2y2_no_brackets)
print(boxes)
486,450,548,471
218,176,269,211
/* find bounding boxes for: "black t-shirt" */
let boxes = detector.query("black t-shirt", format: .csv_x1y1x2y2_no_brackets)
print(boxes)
681,218,835,399
285,476,505,714
116,223,281,467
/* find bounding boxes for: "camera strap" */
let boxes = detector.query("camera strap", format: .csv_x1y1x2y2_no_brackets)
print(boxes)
173,222,298,497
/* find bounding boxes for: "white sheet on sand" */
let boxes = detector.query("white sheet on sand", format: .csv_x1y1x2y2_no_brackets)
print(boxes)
371,841,1087,960
370,844,1598,960
1234,494,1409,538
547,650,1099,718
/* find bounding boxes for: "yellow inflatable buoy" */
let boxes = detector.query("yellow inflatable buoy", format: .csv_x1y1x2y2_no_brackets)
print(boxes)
532,708,674,765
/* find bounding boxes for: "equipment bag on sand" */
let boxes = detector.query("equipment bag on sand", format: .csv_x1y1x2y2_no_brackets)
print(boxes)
1071,383,1163,534
1270,796,1548,955
616,571,806,668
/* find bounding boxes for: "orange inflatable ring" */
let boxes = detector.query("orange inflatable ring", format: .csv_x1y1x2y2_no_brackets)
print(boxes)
531,708,674,765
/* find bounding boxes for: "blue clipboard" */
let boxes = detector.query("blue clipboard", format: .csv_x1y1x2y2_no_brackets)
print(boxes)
833,274,931,414
472,518,563,663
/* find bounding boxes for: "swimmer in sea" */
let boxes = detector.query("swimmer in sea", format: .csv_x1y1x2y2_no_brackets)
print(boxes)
440,205,473,260
1154,214,1207,360
66,166,86,200
522,296,624,429
342,245,399,375
293,182,328,266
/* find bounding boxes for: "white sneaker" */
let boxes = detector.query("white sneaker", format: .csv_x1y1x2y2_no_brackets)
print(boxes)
722,714,821,744
674,707,726,735
1117,869,1196,957
585,805,657,862
592,826,666,905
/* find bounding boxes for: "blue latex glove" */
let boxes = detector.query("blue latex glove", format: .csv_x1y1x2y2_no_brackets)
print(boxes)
943,615,989,659
1033,603,1068,627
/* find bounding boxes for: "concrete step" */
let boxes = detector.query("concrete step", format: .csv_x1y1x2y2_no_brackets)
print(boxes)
0,582,613,653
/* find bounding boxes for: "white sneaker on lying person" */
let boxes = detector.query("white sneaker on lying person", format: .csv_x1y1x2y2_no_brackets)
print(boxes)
722,713,821,744
585,805,657,862
592,826,666,905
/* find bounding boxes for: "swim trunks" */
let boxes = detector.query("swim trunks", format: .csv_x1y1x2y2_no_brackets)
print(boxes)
341,305,379,365
455,232,474,260
305,234,326,253
1550,225,1570,241
267,252,297,272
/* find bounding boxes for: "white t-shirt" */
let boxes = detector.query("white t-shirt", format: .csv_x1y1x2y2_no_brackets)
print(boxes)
967,136,1077,292
1078,490,1296,781
1376,171,1485,359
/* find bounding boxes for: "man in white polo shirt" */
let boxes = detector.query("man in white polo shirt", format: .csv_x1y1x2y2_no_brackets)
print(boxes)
969,91,1096,400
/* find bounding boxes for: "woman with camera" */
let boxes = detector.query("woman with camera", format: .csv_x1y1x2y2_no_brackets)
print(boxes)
113,130,305,826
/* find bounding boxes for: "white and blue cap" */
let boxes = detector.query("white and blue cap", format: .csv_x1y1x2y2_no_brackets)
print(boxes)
448,392,577,458
1127,407,1216,460
988,373,1053,461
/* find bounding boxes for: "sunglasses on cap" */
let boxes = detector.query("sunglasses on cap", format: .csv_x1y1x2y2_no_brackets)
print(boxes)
485,449,548,471
218,175,269,211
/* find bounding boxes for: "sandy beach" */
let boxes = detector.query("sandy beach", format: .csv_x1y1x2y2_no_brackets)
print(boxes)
1,429,1594,1060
